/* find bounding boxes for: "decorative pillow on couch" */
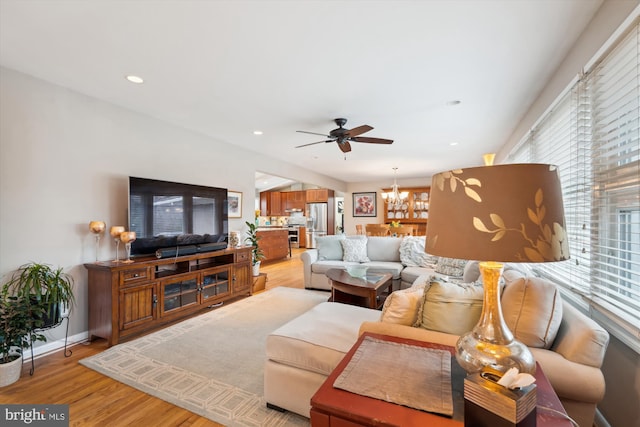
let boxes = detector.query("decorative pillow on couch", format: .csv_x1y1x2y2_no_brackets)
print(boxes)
341,237,370,263
415,280,484,335
501,274,563,349
316,235,346,260
435,257,468,277
380,283,428,326
399,236,438,267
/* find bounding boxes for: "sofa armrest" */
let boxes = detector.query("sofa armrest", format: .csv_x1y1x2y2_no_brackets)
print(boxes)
531,348,606,403
358,321,459,348
552,301,609,369
301,249,319,288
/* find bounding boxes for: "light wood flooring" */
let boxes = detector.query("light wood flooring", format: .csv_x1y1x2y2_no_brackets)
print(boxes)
0,248,308,426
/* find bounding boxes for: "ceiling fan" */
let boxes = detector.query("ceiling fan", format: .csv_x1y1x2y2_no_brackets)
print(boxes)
295,118,393,153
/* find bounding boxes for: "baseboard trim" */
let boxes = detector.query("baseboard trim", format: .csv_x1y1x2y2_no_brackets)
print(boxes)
21,331,89,360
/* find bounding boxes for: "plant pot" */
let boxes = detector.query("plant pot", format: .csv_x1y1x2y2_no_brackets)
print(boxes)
252,262,261,277
0,352,23,387
42,303,61,328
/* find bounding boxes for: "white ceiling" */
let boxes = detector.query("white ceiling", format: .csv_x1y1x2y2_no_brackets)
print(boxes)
0,0,604,183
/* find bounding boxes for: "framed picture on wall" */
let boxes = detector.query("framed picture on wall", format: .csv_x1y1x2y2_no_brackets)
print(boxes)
228,191,242,218
353,192,377,217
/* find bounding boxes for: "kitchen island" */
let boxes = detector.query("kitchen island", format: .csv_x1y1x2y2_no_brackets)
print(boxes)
257,228,289,262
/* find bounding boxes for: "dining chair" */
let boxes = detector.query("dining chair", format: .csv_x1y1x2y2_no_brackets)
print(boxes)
355,224,365,235
365,224,390,236
392,225,414,237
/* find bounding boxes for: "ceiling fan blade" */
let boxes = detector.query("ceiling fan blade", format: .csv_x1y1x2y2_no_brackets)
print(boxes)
344,125,373,138
338,140,352,153
296,130,332,137
295,140,333,148
351,136,394,144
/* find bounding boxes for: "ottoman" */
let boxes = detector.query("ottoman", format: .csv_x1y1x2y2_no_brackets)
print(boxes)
264,301,382,417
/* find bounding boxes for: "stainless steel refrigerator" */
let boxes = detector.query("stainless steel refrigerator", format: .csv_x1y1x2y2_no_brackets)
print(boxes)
305,203,328,248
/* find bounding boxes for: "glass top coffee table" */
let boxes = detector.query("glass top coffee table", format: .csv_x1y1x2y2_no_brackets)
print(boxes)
325,268,393,309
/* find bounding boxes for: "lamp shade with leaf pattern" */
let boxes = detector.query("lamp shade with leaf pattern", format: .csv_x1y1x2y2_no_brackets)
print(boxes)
425,163,569,374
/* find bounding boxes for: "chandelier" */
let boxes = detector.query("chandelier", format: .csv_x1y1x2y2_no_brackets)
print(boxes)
381,167,408,210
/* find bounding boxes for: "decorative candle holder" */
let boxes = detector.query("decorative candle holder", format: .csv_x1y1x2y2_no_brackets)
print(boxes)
120,231,137,264
110,226,125,262
89,221,106,262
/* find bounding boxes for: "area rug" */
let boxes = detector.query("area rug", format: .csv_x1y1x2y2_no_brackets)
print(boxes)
80,287,328,426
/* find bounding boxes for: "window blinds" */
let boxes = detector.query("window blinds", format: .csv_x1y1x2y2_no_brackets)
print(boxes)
506,20,640,350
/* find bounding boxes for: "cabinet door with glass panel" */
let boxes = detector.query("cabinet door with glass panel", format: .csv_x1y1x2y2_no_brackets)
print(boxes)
383,187,430,224
200,266,232,304
159,274,200,316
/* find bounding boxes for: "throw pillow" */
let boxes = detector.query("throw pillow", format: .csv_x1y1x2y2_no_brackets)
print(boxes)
341,238,370,262
463,261,481,283
435,257,467,277
501,275,563,349
416,280,484,335
316,235,346,260
380,286,426,326
399,236,438,267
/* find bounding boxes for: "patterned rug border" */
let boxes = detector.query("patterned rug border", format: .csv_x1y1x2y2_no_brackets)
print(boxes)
80,287,326,427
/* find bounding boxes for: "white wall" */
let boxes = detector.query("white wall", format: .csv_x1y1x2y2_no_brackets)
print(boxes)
0,67,344,351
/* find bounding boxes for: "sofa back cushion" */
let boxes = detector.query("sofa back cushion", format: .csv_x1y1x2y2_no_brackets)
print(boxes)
415,281,484,335
501,274,563,349
366,236,402,262
316,235,346,260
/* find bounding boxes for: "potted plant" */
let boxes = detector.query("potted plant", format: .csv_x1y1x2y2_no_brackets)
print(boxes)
2,262,75,328
245,221,265,276
0,296,46,386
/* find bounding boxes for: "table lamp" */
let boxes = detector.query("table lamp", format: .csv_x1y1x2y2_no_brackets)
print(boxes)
425,163,569,374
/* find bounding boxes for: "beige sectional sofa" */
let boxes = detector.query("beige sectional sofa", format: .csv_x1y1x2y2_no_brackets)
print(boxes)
301,235,468,290
265,270,609,427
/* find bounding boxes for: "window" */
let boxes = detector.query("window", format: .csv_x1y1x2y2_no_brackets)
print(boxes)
506,20,640,351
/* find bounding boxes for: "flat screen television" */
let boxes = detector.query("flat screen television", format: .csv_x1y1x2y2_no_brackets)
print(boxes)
128,177,228,257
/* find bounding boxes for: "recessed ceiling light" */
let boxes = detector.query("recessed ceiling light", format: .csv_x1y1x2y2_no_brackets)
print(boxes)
449,142,459,146
253,130,263,135
125,75,144,84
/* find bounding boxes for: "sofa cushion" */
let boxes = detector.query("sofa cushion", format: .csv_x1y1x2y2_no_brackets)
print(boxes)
401,265,439,285
399,236,437,267
416,280,484,335
266,302,381,376
316,235,346,260
341,238,370,262
502,275,563,349
380,285,427,326
366,236,402,262
435,257,467,277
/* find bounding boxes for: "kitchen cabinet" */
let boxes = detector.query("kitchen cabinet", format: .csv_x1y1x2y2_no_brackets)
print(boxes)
283,190,306,212
257,229,289,261
383,186,430,235
260,191,284,216
85,246,252,346
306,188,333,203
298,226,307,248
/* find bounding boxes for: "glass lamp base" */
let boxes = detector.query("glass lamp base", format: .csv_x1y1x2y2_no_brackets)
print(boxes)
456,331,535,374
455,261,536,375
